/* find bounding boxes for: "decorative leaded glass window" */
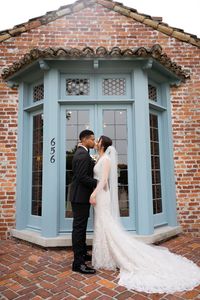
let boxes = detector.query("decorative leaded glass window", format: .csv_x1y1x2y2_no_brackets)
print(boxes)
66,79,90,96
103,78,126,96
32,114,43,216
33,84,44,102
148,84,157,102
150,114,163,214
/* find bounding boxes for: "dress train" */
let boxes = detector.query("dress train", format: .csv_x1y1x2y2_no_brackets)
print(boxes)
92,154,200,294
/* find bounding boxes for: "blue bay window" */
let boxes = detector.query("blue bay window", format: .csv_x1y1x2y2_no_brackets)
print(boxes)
7,55,182,246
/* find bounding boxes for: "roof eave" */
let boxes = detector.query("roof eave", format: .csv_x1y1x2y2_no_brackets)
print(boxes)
1,46,189,84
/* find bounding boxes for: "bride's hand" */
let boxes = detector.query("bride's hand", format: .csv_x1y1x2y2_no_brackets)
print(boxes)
89,194,96,206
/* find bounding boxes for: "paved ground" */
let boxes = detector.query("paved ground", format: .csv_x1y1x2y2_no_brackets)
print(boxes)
0,234,200,300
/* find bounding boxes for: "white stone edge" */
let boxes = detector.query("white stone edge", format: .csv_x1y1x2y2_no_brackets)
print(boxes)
10,225,182,247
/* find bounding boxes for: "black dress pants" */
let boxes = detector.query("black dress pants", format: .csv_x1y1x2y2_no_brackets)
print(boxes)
71,202,90,266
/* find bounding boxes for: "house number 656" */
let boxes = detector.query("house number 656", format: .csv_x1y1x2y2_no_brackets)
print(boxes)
50,138,56,163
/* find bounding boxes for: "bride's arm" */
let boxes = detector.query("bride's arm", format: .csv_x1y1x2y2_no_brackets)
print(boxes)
90,157,111,205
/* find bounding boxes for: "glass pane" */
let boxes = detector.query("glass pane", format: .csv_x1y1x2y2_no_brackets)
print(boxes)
150,114,163,214
151,141,159,155
115,110,126,124
78,111,90,123
66,126,77,139
116,125,127,139
103,109,129,217
103,111,114,124
66,111,77,124
116,140,127,155
118,154,127,165
103,125,115,139
31,114,43,216
67,140,77,152
65,110,90,218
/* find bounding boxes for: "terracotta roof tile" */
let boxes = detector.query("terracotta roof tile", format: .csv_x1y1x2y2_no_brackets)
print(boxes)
129,12,145,23
0,0,199,47
143,18,159,29
1,45,190,81
157,24,173,36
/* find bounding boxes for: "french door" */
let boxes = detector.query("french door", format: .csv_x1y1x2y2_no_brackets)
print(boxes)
59,104,136,233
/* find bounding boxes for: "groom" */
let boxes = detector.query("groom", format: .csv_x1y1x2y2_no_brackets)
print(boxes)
70,129,97,274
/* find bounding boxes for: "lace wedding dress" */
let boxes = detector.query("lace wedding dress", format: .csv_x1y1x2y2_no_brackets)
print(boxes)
92,148,200,294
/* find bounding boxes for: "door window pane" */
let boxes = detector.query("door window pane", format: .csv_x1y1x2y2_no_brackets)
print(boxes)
103,109,129,217
103,111,115,124
116,125,127,139
66,125,77,139
31,114,43,216
65,110,90,218
116,140,127,155
150,114,163,214
78,110,89,123
103,125,115,139
115,110,126,124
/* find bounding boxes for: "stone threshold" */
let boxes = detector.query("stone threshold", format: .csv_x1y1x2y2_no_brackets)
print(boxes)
11,225,182,247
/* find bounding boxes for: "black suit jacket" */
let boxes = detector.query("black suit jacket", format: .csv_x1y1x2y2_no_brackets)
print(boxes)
70,147,97,204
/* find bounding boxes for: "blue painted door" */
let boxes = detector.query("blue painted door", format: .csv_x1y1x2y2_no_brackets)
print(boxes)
97,105,136,230
59,104,136,233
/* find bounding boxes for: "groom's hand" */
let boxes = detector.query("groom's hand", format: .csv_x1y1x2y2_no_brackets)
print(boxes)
89,195,96,206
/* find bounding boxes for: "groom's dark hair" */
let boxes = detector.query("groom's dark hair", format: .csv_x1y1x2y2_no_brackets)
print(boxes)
79,129,94,141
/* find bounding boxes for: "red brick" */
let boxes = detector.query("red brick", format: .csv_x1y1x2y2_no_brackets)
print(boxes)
1,289,19,299
181,289,200,299
35,288,52,298
98,286,118,297
115,291,136,299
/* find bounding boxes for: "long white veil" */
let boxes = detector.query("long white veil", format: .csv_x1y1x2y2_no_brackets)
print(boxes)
105,146,120,221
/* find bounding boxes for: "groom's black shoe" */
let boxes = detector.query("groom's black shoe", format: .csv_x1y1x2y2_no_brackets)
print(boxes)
72,263,96,274
84,253,92,262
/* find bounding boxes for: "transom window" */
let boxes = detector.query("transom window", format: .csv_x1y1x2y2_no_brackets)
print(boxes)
66,79,90,96
148,84,157,102
33,84,44,102
103,78,126,96
61,74,130,99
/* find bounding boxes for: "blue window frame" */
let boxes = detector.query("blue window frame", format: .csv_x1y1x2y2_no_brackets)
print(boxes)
15,62,178,240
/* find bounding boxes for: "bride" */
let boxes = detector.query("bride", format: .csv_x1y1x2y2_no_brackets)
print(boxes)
89,135,200,294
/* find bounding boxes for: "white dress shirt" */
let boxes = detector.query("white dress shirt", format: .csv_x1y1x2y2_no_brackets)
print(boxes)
79,145,89,152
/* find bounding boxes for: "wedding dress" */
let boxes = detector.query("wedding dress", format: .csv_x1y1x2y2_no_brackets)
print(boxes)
92,146,200,294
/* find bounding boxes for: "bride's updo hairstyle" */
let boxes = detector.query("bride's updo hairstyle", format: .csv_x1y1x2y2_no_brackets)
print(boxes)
99,135,112,152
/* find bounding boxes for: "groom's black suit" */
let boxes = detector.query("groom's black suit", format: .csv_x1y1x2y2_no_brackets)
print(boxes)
70,146,97,267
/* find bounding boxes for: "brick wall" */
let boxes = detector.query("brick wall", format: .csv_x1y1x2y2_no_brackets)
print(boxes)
0,3,200,239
